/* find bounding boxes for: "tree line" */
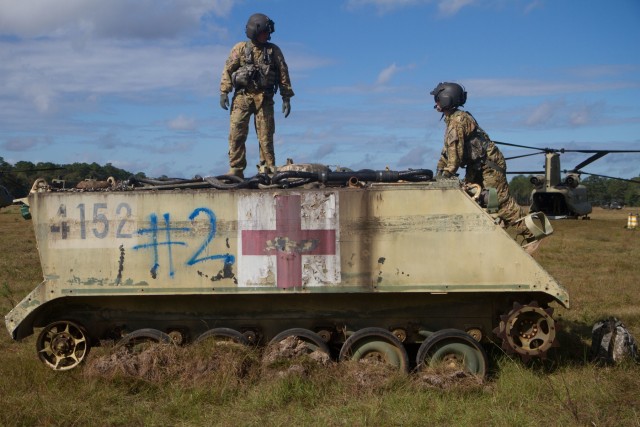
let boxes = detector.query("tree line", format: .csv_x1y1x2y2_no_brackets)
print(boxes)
2,157,639,206
0,157,147,198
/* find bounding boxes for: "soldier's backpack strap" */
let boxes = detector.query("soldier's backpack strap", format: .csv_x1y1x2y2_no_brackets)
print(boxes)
267,43,279,94
485,159,506,175
244,41,253,65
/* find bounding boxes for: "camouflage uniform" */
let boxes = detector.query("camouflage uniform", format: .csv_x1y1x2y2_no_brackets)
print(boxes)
437,110,531,237
220,40,294,176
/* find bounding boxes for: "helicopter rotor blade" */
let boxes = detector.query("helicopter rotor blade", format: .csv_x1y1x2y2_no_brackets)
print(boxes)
579,171,640,184
504,152,543,161
506,171,545,175
570,152,609,172
494,141,640,156
493,141,549,152
568,150,640,172
560,149,640,154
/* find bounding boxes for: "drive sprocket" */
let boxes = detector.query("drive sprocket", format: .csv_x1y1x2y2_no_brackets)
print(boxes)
493,301,558,361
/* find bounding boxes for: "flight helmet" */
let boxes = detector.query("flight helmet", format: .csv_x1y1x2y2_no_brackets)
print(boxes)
245,13,275,41
430,82,467,110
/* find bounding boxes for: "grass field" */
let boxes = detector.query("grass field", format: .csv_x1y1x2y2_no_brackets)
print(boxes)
1,205,639,426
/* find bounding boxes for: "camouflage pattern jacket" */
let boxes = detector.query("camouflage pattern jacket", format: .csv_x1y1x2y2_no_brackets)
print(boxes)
437,109,504,175
220,40,294,99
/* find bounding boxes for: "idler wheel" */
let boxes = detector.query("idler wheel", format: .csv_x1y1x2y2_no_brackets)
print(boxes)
416,329,488,378
493,301,557,361
36,320,90,371
339,327,409,373
195,328,249,345
269,328,331,356
116,328,172,352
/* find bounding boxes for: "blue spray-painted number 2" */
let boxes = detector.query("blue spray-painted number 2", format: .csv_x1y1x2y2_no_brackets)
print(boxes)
187,207,235,266
134,207,235,278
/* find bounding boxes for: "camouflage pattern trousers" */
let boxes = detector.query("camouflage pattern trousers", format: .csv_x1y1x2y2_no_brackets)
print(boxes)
466,163,532,239
227,92,276,172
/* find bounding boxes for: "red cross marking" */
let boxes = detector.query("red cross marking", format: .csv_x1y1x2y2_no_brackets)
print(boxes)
242,194,336,288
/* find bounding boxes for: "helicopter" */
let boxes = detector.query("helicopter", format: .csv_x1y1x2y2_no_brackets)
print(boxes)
494,141,640,219
0,184,12,208
0,166,66,209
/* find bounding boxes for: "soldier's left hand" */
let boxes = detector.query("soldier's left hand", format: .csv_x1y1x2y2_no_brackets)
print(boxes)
220,93,230,110
282,98,291,118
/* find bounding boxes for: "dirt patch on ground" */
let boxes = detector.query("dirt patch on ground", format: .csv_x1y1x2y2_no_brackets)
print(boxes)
83,338,487,392
260,336,332,379
83,337,334,386
83,341,258,387
338,359,402,392
261,336,331,365
414,367,486,391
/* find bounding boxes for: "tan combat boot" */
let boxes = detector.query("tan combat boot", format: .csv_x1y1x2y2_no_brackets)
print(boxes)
225,167,244,179
257,164,276,174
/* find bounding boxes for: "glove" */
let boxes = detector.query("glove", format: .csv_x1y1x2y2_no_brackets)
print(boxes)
442,170,452,178
282,98,291,118
220,93,229,110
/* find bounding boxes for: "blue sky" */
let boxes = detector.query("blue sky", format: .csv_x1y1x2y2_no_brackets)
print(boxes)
1,0,639,180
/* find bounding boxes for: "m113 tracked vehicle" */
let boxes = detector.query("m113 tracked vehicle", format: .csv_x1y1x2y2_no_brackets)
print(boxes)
5,166,567,376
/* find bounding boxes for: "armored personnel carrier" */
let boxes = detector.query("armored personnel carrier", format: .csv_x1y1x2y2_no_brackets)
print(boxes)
5,166,567,376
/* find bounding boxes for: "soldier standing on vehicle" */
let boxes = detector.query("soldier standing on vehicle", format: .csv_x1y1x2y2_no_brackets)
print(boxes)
430,82,538,249
220,13,294,178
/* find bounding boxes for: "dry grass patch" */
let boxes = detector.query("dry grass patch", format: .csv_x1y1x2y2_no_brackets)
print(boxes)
414,365,486,391
84,340,260,388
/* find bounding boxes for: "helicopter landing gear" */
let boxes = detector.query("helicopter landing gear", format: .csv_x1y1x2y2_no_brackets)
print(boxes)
493,301,558,361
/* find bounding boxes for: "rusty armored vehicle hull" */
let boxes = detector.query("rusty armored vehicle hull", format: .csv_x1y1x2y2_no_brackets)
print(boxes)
5,168,568,375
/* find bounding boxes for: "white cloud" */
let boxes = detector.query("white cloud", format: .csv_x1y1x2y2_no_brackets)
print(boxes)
146,140,196,155
566,64,640,79
345,0,475,16
313,143,336,159
569,101,605,127
397,146,431,167
24,84,56,113
0,0,234,39
376,63,399,85
345,0,428,14
463,78,635,97
0,37,329,121
168,115,197,131
0,38,228,117
524,0,544,14
518,99,607,129
525,101,560,126
437,0,475,17
2,136,49,152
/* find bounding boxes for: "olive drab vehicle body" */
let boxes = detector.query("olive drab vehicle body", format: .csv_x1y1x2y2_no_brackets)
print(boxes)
5,168,569,374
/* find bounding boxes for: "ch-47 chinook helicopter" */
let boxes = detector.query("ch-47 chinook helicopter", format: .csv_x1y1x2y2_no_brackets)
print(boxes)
0,185,12,208
494,141,640,219
1,166,67,209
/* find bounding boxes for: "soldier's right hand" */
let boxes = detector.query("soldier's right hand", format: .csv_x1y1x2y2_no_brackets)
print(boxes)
220,93,230,110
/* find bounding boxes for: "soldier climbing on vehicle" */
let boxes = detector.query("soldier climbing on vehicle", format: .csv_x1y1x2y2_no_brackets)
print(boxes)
430,82,542,253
